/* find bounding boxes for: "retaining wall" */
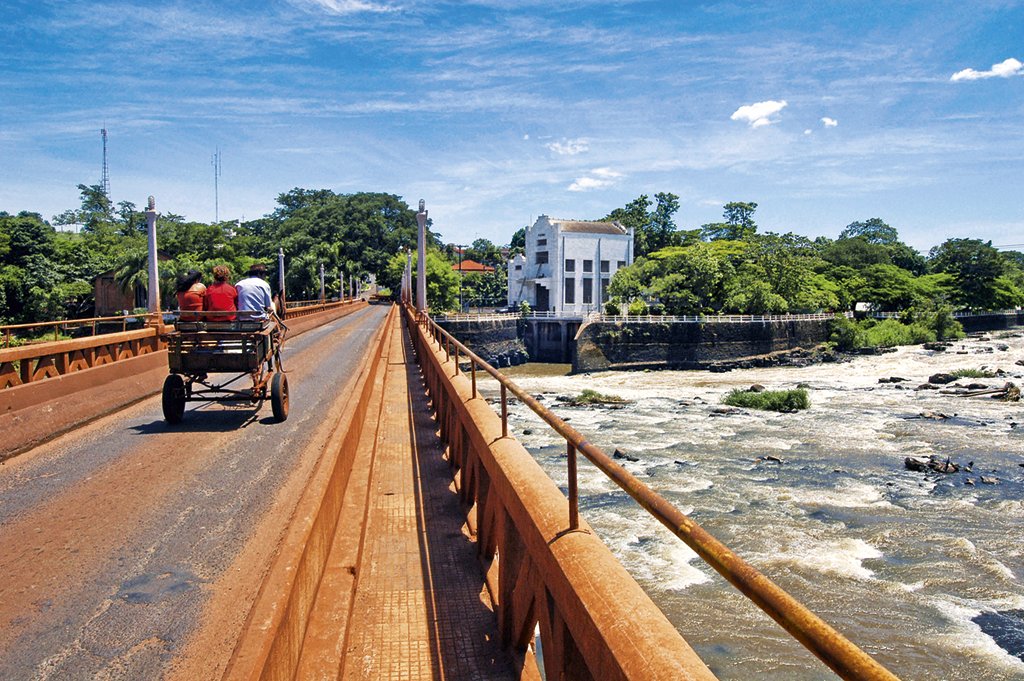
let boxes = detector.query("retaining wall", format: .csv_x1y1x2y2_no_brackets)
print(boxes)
572,319,832,373
435,318,529,367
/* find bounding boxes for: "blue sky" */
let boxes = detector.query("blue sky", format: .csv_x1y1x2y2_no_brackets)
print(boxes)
1,0,1021,251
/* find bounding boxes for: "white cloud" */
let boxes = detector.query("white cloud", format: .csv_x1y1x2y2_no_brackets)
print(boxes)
568,167,622,192
292,0,397,14
821,116,838,127
523,133,530,140
730,100,787,128
546,138,589,155
804,129,812,135
950,57,1023,82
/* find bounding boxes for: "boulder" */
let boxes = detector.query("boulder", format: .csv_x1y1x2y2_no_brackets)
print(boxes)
613,448,640,462
980,476,999,485
748,384,766,392
929,373,957,385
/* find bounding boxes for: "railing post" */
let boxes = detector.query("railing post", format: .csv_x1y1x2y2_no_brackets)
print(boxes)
501,383,508,438
567,442,579,530
471,359,476,397
454,345,460,375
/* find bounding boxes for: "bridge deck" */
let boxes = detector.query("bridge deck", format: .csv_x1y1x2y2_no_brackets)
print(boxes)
338,316,515,679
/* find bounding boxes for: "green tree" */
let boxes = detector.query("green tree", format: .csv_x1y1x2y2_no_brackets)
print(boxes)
701,201,758,241
839,218,898,245
928,238,1007,309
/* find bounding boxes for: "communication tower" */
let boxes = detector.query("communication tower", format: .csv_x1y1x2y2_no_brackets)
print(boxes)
212,149,222,223
100,128,111,196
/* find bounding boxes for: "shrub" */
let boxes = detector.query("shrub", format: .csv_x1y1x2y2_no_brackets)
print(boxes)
518,300,531,316
950,368,996,379
863,319,936,347
563,389,630,406
723,388,810,412
604,300,621,315
829,316,867,351
627,299,648,316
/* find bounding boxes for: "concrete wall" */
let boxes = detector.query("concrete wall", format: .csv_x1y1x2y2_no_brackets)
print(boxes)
957,312,1024,333
435,318,529,367
572,319,832,373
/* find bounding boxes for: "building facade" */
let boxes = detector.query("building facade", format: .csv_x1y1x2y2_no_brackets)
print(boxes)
507,215,634,313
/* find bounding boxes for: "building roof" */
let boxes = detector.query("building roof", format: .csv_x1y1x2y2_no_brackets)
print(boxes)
550,219,627,235
452,259,494,273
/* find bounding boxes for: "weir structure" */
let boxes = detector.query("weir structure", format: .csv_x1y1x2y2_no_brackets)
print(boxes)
0,302,902,679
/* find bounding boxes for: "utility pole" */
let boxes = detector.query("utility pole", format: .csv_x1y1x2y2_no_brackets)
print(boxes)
319,263,326,302
416,199,427,312
145,196,160,315
100,128,110,197
277,248,286,313
457,244,464,312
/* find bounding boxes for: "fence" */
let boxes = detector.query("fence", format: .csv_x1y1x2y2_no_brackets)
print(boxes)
434,311,850,324
407,302,898,680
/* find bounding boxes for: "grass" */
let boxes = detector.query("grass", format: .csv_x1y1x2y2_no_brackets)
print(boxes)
950,368,996,379
563,389,630,406
722,388,810,412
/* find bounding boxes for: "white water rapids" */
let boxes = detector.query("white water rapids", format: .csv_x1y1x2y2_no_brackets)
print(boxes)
482,330,1024,680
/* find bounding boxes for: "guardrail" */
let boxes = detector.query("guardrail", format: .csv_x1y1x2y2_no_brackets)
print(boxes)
1,313,162,349
0,300,366,391
406,302,899,680
434,311,850,323
871,309,1022,319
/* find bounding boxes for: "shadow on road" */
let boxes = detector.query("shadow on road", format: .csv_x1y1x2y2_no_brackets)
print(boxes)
130,406,267,434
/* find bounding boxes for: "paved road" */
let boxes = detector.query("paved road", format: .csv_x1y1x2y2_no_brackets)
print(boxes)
0,304,389,680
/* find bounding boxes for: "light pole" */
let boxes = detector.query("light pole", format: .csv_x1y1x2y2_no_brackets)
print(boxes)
145,196,160,315
277,248,286,313
416,199,427,313
457,244,464,312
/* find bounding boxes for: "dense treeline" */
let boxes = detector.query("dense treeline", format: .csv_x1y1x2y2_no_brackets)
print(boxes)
3,184,1021,326
605,196,1024,317
1,186,444,324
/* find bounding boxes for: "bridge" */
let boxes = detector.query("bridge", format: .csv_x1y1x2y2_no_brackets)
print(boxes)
0,301,900,680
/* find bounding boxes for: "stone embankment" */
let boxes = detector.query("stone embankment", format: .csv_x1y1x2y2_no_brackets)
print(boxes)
434,317,529,367
572,318,832,373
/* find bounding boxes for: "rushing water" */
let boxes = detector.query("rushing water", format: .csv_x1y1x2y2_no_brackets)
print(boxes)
485,331,1024,680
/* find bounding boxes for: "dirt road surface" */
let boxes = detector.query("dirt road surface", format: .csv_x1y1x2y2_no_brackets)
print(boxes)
0,304,389,680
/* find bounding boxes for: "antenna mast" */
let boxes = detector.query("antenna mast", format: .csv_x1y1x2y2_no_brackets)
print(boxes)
212,149,222,223
100,128,110,196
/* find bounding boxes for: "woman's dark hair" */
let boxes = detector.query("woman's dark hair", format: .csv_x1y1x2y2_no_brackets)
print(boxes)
175,269,202,293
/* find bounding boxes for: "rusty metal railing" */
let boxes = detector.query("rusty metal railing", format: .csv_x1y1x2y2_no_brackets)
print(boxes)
408,304,899,681
1,313,161,349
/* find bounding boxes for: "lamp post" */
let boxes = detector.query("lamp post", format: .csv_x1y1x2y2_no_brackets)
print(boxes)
277,248,286,312
457,244,464,312
416,199,427,312
145,196,160,315
319,263,325,303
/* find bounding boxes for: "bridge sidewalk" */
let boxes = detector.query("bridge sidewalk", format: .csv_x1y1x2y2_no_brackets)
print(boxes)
338,315,516,680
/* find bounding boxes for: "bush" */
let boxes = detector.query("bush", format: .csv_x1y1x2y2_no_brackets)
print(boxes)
518,300,531,316
562,389,630,406
829,316,867,351
950,368,996,378
627,299,648,315
863,319,936,347
604,300,621,315
722,388,809,412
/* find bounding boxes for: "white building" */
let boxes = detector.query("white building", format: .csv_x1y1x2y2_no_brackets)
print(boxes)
507,215,634,313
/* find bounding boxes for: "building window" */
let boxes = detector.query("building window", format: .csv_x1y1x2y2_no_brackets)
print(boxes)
564,278,575,304
535,251,549,264
537,238,547,246
583,259,593,273
601,279,610,303
617,260,626,269
514,265,522,271
600,260,610,273
582,278,593,304
565,259,575,272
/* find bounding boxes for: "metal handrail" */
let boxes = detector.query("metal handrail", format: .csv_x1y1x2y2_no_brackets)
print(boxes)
407,303,898,681
1,313,160,348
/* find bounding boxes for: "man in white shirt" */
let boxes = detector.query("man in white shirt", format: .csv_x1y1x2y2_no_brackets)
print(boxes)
235,264,275,320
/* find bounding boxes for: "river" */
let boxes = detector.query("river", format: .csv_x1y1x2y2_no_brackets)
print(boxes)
489,330,1024,680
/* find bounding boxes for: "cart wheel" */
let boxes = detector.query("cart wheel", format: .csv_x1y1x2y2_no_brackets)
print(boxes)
271,372,289,422
162,374,186,424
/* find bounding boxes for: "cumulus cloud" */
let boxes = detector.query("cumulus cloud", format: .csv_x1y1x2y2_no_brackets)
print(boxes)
950,57,1023,82
568,167,621,192
546,138,589,155
821,117,838,127
730,100,787,128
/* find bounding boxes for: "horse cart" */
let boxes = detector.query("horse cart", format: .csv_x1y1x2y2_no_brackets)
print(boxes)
161,311,289,424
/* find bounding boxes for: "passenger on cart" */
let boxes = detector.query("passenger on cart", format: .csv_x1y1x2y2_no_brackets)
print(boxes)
204,265,238,322
235,264,275,321
175,270,205,321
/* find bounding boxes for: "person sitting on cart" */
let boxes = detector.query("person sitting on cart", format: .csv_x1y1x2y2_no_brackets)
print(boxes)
204,265,238,322
175,270,206,321
236,263,276,321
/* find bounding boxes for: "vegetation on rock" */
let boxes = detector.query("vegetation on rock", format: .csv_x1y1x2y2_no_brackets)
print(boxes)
722,388,810,412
